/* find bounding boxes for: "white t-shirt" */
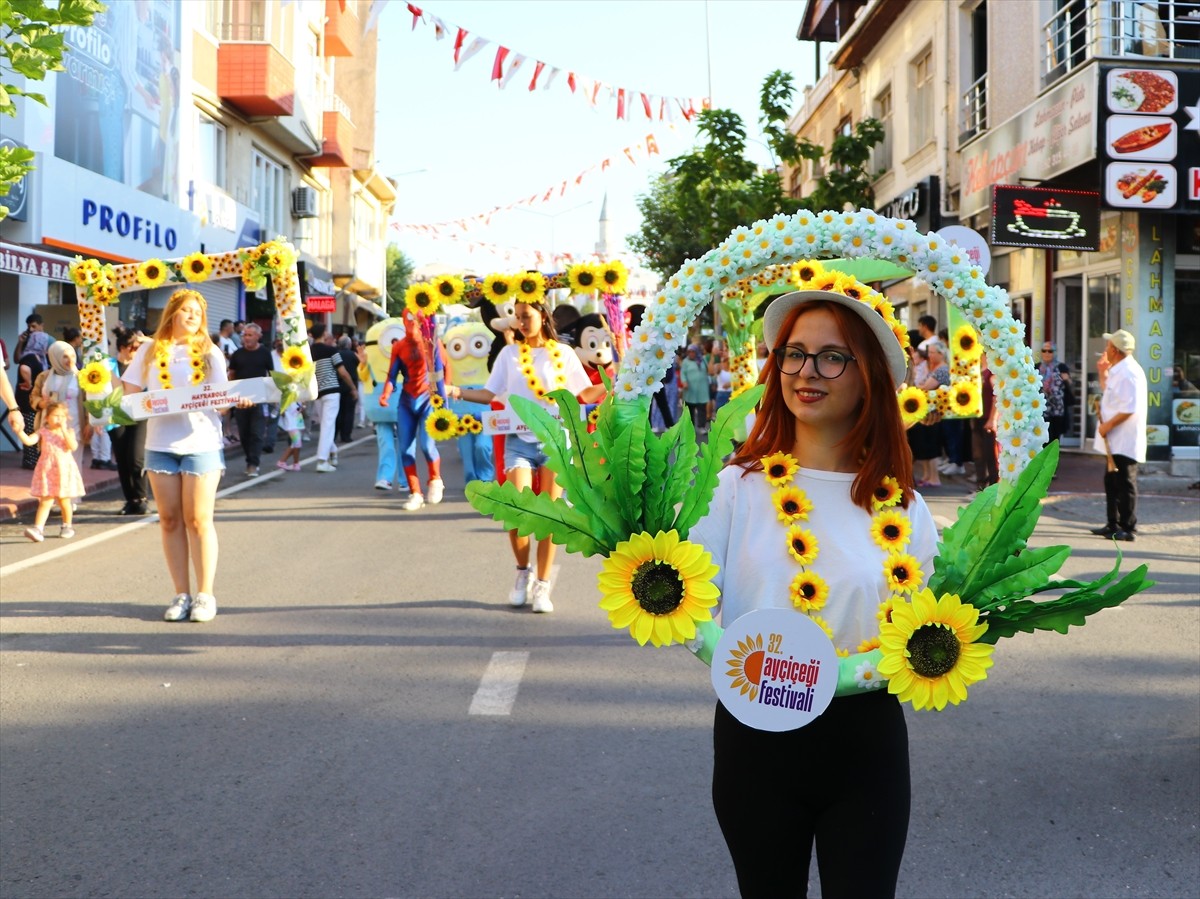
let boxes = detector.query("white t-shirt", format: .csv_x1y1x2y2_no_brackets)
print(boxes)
1093,355,1148,462
716,368,733,391
690,465,939,654
484,342,593,443
124,342,228,454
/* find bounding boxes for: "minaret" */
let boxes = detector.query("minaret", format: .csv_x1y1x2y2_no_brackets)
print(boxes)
594,192,612,258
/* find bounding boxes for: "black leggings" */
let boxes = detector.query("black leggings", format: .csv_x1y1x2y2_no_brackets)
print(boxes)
712,690,910,898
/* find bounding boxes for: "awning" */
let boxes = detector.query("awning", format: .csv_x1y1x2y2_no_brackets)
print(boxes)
0,241,73,282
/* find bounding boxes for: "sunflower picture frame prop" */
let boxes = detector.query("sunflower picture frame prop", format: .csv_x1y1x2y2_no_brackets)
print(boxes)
68,238,315,423
465,207,1153,716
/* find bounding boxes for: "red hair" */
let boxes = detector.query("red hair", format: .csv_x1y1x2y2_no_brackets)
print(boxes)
730,300,914,511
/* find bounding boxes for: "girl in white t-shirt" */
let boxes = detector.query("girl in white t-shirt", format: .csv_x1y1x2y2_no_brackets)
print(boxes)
122,289,254,624
448,298,605,613
690,288,937,898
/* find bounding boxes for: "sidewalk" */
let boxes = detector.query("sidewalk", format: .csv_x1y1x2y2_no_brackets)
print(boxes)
0,441,1193,522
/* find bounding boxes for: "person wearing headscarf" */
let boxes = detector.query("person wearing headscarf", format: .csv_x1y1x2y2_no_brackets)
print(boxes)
16,331,53,469
30,340,89,475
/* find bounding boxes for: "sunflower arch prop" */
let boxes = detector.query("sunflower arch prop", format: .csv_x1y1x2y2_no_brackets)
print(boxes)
465,208,1152,714
67,239,315,425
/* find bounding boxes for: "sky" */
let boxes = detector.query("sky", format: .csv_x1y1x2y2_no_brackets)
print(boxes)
372,0,817,279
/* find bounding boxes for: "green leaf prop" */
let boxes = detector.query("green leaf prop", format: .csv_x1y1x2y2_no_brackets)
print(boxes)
927,441,1154,642
594,392,648,534
465,479,606,557
674,385,763,537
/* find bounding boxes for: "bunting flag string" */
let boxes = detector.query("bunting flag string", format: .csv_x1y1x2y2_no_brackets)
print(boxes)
390,130,670,237
401,2,710,122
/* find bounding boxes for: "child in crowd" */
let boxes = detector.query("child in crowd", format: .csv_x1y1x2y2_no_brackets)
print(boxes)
17,401,85,542
276,403,304,472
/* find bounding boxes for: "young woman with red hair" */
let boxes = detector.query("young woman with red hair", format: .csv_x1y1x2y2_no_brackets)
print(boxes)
690,289,939,898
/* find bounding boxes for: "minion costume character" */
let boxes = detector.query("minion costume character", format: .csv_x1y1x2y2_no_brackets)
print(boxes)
443,319,495,484
361,317,405,491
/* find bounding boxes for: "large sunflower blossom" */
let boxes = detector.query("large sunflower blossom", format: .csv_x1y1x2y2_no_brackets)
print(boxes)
950,381,982,417
761,452,800,486
483,273,514,302
77,361,112,393
952,324,984,363
405,283,441,317
281,346,311,377
598,530,719,647
772,486,812,523
136,259,168,289
513,273,546,304
180,252,213,282
598,260,628,294
425,407,459,441
870,510,912,551
432,274,465,304
897,386,928,426
568,263,599,295
877,589,994,710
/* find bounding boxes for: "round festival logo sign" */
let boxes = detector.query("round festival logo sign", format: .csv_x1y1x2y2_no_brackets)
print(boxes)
712,608,840,732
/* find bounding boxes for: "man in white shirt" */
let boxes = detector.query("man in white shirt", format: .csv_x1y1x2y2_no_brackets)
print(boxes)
1091,329,1147,541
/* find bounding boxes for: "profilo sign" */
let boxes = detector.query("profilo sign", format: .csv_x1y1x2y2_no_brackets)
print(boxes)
990,185,1101,251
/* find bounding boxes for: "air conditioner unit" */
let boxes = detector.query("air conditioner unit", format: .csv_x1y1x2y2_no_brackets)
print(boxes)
291,186,319,218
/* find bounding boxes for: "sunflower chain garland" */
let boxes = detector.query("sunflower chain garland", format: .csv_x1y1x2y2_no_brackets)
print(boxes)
518,341,568,402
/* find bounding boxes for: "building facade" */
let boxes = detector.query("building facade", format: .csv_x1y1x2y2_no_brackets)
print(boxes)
792,0,1198,471
1,0,392,352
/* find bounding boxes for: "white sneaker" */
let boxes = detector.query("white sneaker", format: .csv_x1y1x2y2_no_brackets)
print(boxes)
374,479,392,491
190,593,218,622
530,579,554,613
402,493,425,511
942,463,966,476
330,452,339,466
510,568,531,607
164,593,191,622
316,460,336,472
427,477,444,504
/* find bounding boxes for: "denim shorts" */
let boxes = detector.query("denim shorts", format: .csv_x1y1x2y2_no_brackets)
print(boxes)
145,449,226,476
503,437,549,471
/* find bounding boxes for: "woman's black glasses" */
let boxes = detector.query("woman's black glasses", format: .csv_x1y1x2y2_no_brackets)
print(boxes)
773,347,856,378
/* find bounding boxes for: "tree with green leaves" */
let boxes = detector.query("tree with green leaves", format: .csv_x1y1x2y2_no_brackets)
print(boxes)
0,0,105,219
628,70,885,282
384,243,415,317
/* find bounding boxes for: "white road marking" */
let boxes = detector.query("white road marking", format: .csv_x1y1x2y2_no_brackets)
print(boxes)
0,437,377,578
469,651,530,716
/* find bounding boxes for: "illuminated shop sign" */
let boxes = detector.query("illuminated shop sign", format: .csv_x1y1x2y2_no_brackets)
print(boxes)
990,185,1101,251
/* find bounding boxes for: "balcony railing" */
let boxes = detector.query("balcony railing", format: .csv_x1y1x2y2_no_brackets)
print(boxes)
325,92,353,125
1041,0,1200,84
960,73,988,144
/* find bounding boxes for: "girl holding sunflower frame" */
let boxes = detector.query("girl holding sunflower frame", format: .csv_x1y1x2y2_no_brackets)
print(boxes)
447,297,605,613
688,287,940,898
122,289,254,624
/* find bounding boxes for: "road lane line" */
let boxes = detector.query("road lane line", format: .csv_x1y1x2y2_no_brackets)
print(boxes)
0,437,376,578
469,651,529,716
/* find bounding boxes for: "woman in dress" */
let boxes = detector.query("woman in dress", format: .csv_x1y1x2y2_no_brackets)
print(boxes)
30,340,89,475
447,298,604,613
1038,341,1073,443
122,289,252,623
690,287,939,898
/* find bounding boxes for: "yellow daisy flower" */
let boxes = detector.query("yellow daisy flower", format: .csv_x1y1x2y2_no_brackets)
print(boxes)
405,283,441,317
425,407,459,441
597,530,720,647
877,589,994,711
785,525,819,565
180,252,213,282
189,368,205,386
568,263,600,295
430,394,445,409
793,259,826,285
870,509,911,551
808,613,836,643
77,361,112,393
884,552,924,594
467,418,483,435
483,273,514,302
513,273,546,305
897,386,928,426
789,570,828,612
772,486,813,523
872,476,903,510
952,324,984,363
136,259,168,289
857,636,882,653
761,452,799,487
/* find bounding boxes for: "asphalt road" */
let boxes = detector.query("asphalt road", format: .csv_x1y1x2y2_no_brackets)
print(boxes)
1,437,1197,899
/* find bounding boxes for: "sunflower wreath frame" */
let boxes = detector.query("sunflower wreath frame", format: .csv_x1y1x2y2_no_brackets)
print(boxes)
67,239,315,423
466,208,1152,712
